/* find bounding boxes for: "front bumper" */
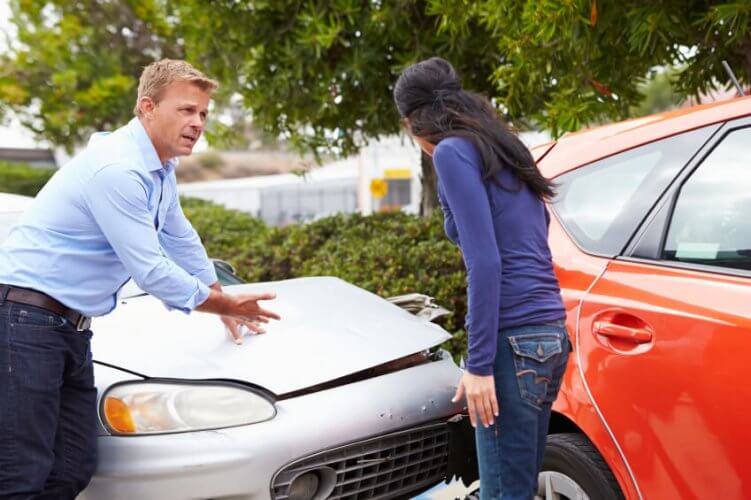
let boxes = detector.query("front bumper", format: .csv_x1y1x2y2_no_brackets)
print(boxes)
80,356,468,500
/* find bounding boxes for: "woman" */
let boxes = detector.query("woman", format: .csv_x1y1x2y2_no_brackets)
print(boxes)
394,57,569,500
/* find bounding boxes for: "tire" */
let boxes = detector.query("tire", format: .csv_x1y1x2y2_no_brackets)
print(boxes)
537,433,624,500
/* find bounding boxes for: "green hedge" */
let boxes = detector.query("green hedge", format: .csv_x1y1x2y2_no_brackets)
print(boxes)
0,161,56,196
182,197,469,358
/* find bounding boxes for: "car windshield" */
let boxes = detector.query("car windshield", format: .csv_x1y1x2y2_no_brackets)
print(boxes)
119,260,245,299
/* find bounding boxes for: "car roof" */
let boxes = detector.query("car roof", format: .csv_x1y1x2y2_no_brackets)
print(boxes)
0,193,34,213
535,95,751,178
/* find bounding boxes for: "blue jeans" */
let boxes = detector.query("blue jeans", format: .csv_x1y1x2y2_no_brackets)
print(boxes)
475,321,570,500
0,299,98,499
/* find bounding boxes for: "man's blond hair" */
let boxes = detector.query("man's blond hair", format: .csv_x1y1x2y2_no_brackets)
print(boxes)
134,59,219,116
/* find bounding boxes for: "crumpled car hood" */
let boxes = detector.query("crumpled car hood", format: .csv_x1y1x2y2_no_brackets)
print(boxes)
91,277,452,395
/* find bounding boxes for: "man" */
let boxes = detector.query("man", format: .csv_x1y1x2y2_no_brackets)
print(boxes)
0,59,280,499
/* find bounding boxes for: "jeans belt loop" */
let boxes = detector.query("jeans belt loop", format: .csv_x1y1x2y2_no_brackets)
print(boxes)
0,285,9,305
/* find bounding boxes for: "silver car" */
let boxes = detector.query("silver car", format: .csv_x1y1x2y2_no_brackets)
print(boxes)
0,193,476,500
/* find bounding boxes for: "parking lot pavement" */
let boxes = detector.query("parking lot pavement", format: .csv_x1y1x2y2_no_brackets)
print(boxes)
412,479,478,500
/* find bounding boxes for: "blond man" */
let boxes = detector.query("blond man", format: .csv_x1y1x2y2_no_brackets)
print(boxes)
0,60,279,498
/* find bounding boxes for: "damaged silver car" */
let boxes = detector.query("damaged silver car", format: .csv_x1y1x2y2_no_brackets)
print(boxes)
82,269,476,499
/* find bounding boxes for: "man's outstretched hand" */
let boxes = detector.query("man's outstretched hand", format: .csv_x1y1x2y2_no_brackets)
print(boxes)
198,284,281,344
220,315,266,344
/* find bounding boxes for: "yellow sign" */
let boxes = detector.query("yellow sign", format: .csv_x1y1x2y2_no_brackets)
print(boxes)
370,178,388,199
384,168,411,180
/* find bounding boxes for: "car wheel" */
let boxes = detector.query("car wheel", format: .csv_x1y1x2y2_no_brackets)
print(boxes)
536,433,624,500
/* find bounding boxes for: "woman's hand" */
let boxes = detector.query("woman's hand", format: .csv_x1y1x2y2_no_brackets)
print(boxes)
452,371,499,428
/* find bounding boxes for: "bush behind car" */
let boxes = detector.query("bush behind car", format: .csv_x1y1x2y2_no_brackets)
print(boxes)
0,162,56,196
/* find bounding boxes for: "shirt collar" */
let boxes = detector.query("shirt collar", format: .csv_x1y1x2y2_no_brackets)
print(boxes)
127,118,177,174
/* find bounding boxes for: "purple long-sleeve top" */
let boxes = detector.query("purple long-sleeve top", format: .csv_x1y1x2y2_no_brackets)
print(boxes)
434,137,565,376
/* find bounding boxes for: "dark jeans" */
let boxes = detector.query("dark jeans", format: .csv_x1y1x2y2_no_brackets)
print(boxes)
475,321,570,500
0,300,97,500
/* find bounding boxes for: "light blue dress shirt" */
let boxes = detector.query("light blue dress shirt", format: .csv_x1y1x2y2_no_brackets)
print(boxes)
0,118,218,317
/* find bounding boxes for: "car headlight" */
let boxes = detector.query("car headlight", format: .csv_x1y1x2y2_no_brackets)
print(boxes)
101,382,276,435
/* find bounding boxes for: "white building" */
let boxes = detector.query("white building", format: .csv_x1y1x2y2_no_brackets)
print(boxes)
179,136,422,226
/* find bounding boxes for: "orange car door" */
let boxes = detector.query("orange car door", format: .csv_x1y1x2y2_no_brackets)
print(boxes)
577,122,751,499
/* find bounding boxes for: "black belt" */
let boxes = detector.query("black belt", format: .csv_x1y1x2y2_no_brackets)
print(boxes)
0,284,92,331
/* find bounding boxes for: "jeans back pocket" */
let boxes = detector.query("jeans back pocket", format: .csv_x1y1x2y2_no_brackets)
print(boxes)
508,332,565,409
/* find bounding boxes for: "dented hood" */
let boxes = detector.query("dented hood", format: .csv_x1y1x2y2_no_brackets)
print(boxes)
91,277,451,395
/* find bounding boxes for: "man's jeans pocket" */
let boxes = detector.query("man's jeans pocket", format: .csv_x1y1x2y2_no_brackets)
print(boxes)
508,332,568,410
10,303,67,329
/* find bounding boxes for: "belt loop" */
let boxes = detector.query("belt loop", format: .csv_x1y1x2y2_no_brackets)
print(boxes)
0,285,8,305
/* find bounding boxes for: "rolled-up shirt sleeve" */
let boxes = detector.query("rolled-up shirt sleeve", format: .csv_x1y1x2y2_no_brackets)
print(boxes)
83,165,209,312
158,187,218,288
433,141,502,376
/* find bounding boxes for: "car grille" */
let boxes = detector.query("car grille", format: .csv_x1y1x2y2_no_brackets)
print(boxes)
271,422,450,499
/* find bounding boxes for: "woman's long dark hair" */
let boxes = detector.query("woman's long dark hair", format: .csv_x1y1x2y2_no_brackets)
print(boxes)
394,57,555,199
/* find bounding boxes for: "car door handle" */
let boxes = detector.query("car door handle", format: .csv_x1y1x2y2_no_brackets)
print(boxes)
593,321,653,343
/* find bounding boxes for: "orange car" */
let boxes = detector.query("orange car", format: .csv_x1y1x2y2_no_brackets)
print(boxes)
533,96,751,499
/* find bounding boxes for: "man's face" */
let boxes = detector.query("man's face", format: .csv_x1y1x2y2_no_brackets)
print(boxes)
141,80,210,162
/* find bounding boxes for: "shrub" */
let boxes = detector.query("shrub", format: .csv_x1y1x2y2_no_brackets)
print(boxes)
181,197,269,273
183,198,469,359
0,162,56,196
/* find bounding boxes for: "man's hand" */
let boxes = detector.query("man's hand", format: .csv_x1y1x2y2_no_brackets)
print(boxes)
221,291,280,322
220,315,267,345
199,282,281,344
452,371,499,428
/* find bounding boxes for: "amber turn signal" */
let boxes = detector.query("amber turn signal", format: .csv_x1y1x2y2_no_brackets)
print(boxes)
104,397,136,433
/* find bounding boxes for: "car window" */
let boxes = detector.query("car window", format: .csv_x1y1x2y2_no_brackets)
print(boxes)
663,127,751,271
552,126,715,256
214,261,244,285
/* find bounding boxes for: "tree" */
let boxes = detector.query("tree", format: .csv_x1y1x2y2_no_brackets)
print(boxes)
630,68,681,117
433,0,751,137
173,0,500,213
0,0,181,151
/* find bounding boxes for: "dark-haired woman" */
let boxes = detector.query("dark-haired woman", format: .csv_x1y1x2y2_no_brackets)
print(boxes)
394,57,569,500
